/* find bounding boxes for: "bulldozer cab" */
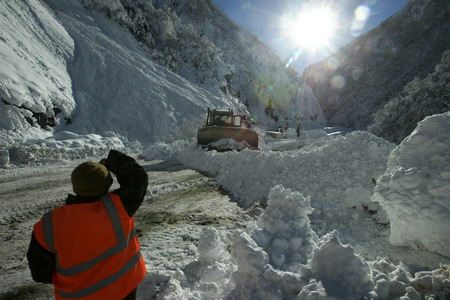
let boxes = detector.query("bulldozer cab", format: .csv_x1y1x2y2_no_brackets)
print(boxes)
206,108,242,127
205,108,252,128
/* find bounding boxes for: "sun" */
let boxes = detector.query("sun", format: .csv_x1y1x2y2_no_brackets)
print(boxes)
283,7,337,51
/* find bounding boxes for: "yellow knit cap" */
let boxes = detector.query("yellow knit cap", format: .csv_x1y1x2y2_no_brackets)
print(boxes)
71,161,113,197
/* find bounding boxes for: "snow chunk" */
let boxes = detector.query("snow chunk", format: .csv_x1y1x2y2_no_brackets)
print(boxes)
372,112,450,257
179,227,235,299
310,231,372,299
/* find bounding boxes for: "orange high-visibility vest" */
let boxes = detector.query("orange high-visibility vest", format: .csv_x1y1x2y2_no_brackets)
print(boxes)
33,193,146,300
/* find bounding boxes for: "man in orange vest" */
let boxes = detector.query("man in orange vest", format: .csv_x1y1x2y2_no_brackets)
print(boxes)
27,150,148,300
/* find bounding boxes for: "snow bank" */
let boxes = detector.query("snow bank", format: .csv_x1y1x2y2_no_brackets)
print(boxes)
177,130,395,226
372,112,450,257
141,140,192,161
1,131,134,167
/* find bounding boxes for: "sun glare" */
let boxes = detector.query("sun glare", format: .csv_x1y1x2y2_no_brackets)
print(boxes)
284,7,337,51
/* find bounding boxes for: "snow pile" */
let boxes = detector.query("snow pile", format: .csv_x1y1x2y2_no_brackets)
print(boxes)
225,185,450,299
254,185,316,271
227,185,373,299
308,231,372,299
138,227,236,300
372,112,450,257
177,227,235,299
227,185,314,299
369,259,450,300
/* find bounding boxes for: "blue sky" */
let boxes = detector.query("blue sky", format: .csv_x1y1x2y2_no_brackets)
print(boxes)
213,0,408,72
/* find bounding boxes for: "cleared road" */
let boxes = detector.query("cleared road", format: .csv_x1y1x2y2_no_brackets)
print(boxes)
0,158,246,299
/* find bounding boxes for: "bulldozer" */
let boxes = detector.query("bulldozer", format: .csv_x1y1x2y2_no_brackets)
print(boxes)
197,108,259,151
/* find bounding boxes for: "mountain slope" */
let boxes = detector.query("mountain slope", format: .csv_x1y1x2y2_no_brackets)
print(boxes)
0,0,243,144
301,0,450,134
79,0,326,128
0,0,325,145
369,50,450,143
0,0,75,142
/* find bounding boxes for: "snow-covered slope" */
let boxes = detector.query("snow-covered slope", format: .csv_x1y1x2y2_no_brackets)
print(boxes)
0,1,449,298
0,0,75,142
0,0,244,145
302,0,450,134
0,0,325,146
79,0,326,129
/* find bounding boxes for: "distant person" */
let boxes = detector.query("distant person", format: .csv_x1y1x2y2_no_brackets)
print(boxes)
296,124,301,137
27,150,148,300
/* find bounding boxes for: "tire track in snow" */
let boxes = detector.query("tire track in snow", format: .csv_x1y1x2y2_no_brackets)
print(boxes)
0,198,65,225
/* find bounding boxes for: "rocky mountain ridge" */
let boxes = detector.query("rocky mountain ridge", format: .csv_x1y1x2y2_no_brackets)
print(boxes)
301,0,450,141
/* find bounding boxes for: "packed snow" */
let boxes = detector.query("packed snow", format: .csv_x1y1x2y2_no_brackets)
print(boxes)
0,0,449,299
372,112,450,258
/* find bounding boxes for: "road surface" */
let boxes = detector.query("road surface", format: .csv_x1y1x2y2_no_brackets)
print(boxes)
0,158,246,299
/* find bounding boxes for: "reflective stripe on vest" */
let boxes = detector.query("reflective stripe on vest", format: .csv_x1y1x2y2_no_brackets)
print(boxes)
57,252,142,299
42,194,142,298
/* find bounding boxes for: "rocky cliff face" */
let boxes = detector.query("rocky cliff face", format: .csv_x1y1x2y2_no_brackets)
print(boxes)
301,0,450,133
369,50,450,143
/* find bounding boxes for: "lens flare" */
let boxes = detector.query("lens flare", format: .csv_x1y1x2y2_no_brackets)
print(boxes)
351,5,371,35
355,5,371,21
326,57,340,71
285,50,301,68
330,75,346,89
